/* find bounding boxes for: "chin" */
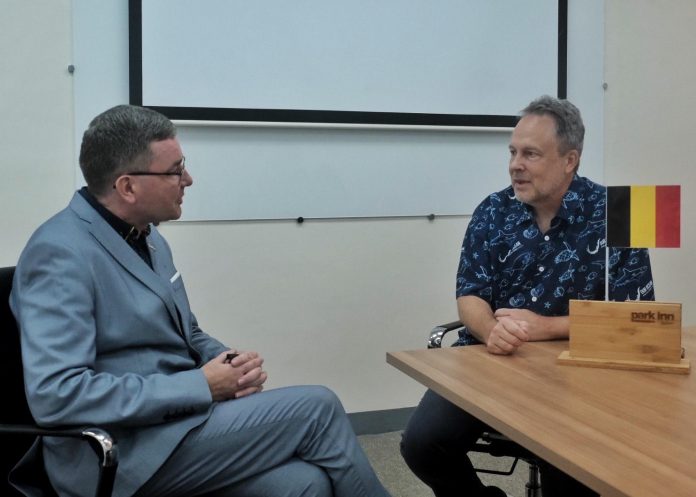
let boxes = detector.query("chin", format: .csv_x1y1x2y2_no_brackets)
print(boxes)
513,191,536,205
512,186,526,200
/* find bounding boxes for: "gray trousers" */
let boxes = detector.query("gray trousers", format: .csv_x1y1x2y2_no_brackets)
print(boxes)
134,385,390,497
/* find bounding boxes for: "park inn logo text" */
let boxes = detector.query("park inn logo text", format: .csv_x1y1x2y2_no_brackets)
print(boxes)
631,310,676,324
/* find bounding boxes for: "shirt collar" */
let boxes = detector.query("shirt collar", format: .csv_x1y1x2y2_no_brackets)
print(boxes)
78,187,151,242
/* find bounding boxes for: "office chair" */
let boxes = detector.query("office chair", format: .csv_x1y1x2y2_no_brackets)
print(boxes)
428,320,541,497
0,266,119,497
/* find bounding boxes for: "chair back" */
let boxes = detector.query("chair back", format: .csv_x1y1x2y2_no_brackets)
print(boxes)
0,266,39,496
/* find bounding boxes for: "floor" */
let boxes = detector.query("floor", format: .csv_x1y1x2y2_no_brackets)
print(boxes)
358,431,531,497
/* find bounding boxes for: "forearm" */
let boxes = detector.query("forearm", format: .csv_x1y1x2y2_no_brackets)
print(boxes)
529,315,569,341
458,294,570,344
457,295,497,343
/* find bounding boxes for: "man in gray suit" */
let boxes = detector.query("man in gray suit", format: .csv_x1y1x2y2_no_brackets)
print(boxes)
10,105,390,497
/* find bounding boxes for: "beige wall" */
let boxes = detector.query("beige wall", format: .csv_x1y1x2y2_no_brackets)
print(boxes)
0,0,75,260
604,0,696,323
2,0,694,414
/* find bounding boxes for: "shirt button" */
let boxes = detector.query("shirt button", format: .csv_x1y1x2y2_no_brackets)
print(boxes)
531,296,538,302
544,235,550,241
539,266,545,272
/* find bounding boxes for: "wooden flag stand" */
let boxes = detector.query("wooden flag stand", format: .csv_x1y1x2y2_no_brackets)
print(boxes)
557,299,690,374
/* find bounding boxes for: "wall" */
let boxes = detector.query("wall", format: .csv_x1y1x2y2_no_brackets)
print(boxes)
604,0,696,324
11,1,690,416
0,0,75,261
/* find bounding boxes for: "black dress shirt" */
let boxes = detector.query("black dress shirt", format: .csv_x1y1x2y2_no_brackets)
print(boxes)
78,187,153,269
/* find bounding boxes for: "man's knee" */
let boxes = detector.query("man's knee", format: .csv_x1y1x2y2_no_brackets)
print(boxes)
401,390,482,470
401,392,450,453
400,403,442,473
400,415,433,472
302,385,344,416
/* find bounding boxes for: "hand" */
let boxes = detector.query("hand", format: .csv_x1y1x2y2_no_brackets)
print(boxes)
202,350,267,401
494,307,539,325
485,316,529,355
228,350,268,398
494,308,566,341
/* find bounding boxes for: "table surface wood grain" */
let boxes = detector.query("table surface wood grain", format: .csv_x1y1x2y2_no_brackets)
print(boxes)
387,327,696,497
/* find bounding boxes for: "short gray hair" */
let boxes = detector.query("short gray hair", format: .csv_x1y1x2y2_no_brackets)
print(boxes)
79,105,176,195
521,95,584,157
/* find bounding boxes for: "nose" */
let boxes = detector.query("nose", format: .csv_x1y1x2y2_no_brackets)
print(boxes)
181,168,193,187
509,152,524,172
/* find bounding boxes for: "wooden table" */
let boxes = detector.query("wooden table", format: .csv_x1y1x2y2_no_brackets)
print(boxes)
387,327,696,497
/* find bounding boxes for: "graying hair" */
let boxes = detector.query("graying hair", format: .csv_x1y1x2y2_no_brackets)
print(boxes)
79,105,176,195
521,95,584,157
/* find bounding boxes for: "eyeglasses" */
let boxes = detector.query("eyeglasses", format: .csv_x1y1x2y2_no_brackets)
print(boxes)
123,157,187,184
112,157,188,190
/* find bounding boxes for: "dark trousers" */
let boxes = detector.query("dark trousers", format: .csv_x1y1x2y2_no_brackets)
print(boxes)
400,389,599,497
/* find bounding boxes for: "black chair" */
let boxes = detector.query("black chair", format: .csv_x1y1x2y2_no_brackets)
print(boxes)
0,266,119,497
428,320,541,497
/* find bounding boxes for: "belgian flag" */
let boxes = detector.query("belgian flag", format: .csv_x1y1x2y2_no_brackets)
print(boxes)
607,185,680,248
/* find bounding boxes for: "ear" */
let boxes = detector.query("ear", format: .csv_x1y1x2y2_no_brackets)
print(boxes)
564,149,579,174
112,175,138,205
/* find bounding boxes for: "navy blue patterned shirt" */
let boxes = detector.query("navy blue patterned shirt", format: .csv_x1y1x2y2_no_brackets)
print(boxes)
455,175,655,345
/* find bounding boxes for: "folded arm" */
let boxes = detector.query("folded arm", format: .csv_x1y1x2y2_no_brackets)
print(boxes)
457,296,568,355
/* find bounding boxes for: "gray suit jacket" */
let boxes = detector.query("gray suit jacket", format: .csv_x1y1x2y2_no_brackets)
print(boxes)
10,193,227,497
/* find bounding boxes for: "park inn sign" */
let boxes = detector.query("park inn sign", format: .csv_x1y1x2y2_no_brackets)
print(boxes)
631,310,677,324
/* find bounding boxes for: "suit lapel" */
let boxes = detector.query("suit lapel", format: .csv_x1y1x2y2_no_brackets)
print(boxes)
149,234,190,340
69,194,185,336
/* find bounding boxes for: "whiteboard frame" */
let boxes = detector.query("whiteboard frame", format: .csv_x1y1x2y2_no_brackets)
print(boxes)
128,0,568,127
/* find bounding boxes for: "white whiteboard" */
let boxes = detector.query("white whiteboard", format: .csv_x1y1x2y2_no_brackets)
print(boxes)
177,125,511,221
133,0,562,125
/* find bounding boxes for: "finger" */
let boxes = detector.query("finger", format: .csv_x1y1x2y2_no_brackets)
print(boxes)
237,358,264,376
487,328,514,354
254,371,268,387
498,317,529,342
494,308,518,319
492,336,517,354
229,352,263,369
487,339,514,355
490,327,525,354
231,351,262,367
237,367,264,386
223,349,241,364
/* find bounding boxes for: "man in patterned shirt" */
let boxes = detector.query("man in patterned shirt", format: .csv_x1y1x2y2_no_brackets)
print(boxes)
400,95,654,497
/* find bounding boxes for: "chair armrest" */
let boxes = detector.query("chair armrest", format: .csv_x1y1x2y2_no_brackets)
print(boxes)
428,320,464,348
0,424,118,497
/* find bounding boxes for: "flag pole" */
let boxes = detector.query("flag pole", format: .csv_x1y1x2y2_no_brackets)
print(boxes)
605,187,609,302
605,244,609,302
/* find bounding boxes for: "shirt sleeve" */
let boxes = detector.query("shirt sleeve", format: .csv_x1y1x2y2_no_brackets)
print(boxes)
456,198,494,304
